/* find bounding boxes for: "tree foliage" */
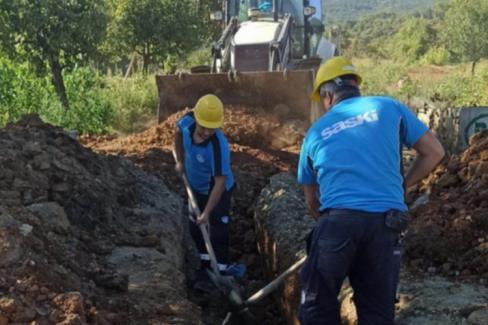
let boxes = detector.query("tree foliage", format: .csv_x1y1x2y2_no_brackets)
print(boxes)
324,0,440,25
442,0,488,74
0,0,108,110
107,0,214,73
388,18,437,63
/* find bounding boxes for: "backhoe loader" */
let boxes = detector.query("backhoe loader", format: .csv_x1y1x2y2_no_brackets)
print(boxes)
156,0,336,125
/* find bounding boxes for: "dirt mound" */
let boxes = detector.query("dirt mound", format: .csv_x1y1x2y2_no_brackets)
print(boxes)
82,106,305,154
0,115,199,324
405,130,488,281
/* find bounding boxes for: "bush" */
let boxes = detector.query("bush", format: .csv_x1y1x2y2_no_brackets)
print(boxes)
0,59,114,134
426,72,488,107
420,47,449,65
357,59,408,97
0,57,57,125
105,73,158,134
50,67,115,134
185,47,212,68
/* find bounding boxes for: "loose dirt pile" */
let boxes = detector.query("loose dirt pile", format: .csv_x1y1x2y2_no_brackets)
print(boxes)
0,115,199,324
82,105,305,153
405,130,488,281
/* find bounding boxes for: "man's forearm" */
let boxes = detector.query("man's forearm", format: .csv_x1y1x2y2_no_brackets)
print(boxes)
404,154,441,189
404,131,445,190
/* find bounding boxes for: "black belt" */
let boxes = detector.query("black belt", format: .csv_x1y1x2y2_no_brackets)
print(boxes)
320,208,387,217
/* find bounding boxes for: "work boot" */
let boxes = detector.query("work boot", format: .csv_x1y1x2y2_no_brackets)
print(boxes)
221,263,246,279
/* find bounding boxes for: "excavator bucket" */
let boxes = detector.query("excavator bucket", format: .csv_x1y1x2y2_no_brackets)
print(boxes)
156,70,317,124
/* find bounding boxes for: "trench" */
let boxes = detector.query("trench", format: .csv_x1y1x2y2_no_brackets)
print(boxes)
81,106,305,324
131,140,300,325
185,147,299,325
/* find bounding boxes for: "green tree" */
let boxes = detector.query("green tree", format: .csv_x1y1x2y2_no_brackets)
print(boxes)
388,18,437,63
0,0,108,110
442,0,488,74
108,0,210,74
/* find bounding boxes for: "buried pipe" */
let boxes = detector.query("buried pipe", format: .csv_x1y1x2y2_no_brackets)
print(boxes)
222,256,307,324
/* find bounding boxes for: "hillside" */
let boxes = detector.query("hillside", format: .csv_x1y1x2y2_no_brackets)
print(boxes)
323,0,438,24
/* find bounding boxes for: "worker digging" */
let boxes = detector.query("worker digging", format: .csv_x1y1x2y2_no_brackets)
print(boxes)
297,57,445,324
173,94,246,295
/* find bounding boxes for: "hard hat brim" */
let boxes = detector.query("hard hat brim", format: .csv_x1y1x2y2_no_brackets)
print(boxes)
310,89,321,103
197,120,222,129
195,116,223,129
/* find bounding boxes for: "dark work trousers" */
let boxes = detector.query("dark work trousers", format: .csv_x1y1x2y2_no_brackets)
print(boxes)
299,210,402,325
189,187,233,270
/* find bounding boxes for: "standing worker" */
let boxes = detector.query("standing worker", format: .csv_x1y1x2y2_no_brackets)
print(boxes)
297,57,445,324
174,94,235,292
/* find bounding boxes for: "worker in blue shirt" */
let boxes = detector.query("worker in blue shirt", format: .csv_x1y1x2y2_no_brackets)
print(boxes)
297,57,445,324
174,94,235,292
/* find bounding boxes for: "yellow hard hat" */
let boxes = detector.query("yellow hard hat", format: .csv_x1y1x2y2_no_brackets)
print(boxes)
193,94,224,129
311,56,362,102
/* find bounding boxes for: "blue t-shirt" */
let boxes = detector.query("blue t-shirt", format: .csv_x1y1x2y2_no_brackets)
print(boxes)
177,113,234,194
297,96,428,212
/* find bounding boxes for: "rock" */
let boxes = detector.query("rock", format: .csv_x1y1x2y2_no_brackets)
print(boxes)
27,202,70,233
0,297,19,314
0,209,20,227
13,178,31,189
23,142,43,156
0,315,8,325
476,161,488,177
481,151,488,161
0,230,24,267
36,294,47,302
52,292,85,317
398,276,488,324
58,313,85,325
28,284,39,293
467,308,488,325
33,153,51,170
19,223,33,236
52,182,70,192
94,273,128,292
13,307,36,322
436,173,459,188
476,242,488,253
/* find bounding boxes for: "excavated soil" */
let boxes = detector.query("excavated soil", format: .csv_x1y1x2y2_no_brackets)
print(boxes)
0,115,199,324
405,130,488,282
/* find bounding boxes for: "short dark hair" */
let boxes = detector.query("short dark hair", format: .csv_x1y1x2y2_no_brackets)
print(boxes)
319,74,360,100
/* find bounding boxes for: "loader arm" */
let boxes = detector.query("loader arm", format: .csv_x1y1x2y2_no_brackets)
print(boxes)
269,14,293,71
211,17,239,73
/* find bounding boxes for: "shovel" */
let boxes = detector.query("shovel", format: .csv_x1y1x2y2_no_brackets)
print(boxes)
222,255,307,324
172,150,243,305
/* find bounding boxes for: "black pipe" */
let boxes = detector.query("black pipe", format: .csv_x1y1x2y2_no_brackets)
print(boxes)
303,0,310,57
273,0,278,21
